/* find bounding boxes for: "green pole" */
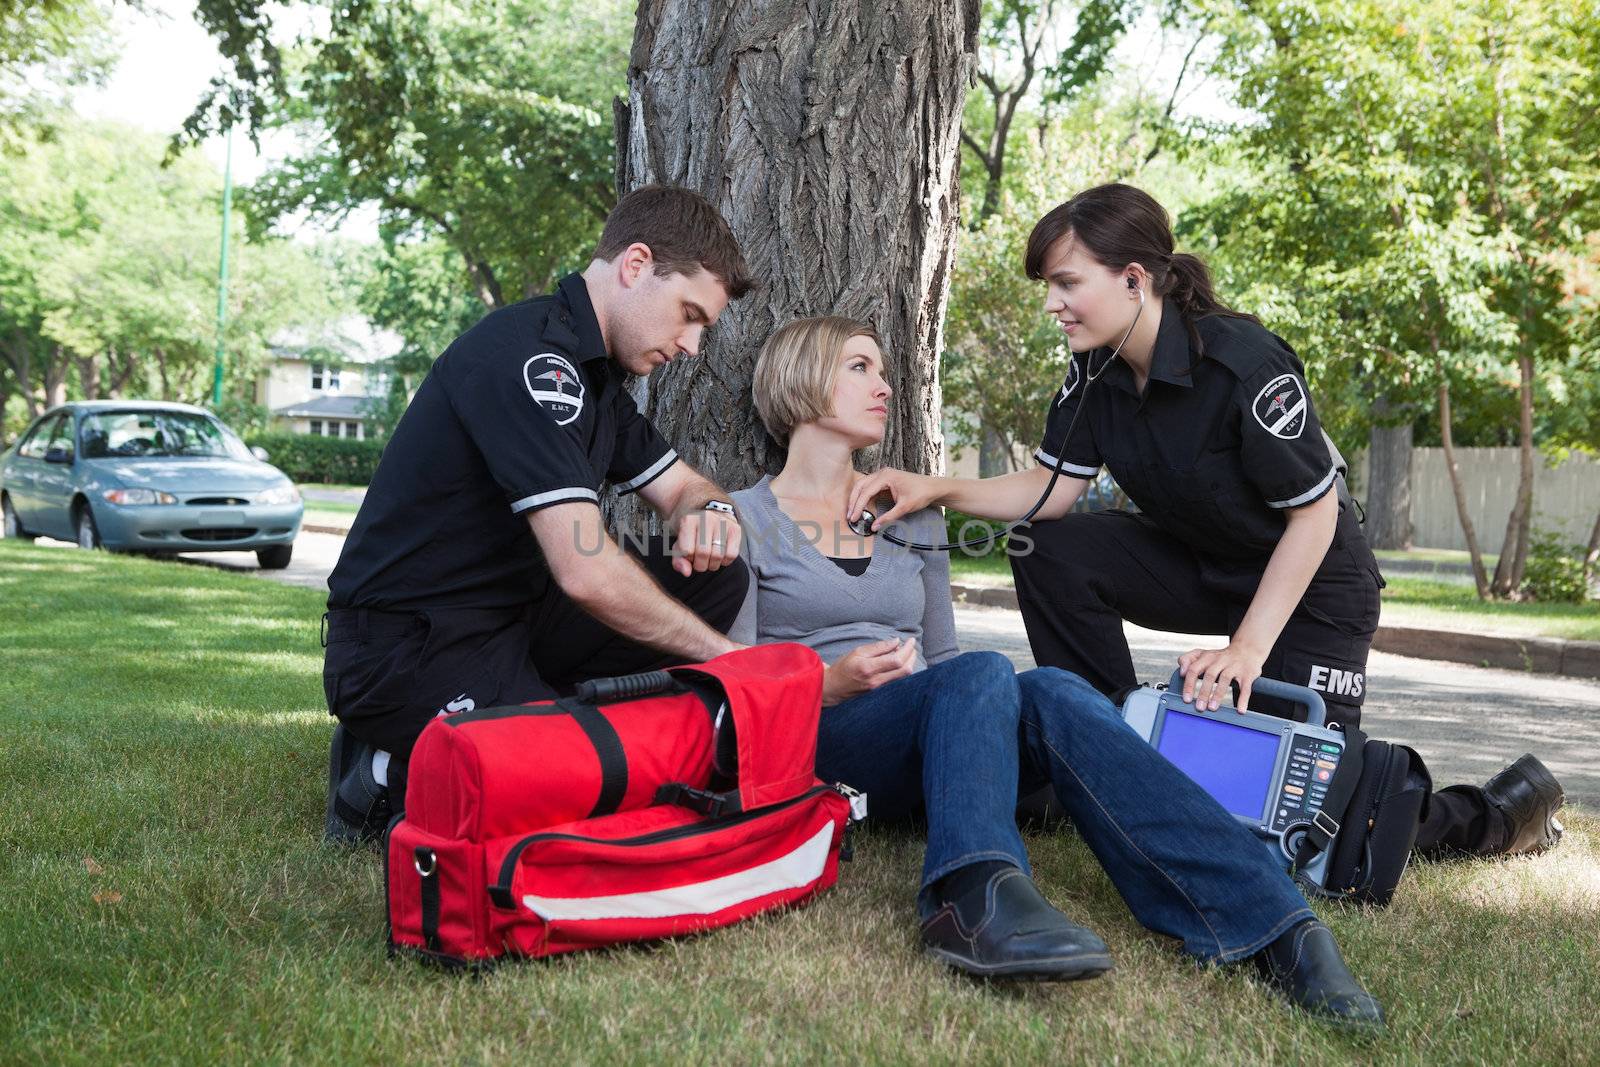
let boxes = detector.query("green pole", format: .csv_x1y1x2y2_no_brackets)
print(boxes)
211,126,234,407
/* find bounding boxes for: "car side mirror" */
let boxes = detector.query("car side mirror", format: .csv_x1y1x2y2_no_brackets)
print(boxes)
44,446,74,464
250,446,270,462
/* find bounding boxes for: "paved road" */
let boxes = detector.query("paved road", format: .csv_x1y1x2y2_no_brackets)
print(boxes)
39,530,1595,806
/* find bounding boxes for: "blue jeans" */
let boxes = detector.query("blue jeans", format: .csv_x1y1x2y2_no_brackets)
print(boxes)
817,653,1315,962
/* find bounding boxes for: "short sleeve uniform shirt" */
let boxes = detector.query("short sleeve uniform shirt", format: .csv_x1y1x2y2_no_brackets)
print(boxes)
328,273,679,611
1035,309,1340,562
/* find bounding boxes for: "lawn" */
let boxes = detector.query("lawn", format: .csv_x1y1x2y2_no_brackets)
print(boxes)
3,540,1597,1064
949,557,1600,642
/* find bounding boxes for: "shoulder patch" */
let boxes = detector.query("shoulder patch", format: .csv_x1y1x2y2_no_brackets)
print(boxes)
1055,356,1082,406
523,352,585,426
1251,373,1308,440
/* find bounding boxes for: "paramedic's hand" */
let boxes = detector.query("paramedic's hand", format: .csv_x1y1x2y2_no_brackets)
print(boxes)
1178,642,1268,713
671,509,742,577
846,468,940,533
822,638,919,707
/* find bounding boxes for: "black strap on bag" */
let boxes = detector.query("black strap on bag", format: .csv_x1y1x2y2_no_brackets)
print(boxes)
1292,726,1368,874
415,847,441,953
555,697,630,819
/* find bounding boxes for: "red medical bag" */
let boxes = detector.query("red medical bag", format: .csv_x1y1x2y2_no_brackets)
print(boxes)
385,643,860,964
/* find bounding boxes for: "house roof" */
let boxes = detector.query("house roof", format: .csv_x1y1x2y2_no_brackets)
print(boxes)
273,395,376,419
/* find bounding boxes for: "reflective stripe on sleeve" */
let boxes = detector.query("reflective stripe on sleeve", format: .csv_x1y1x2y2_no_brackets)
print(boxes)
1033,448,1100,478
509,487,600,513
613,449,680,495
1266,465,1338,509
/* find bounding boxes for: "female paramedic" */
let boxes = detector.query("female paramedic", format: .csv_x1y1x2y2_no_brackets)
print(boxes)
729,314,1384,1029
847,182,1564,861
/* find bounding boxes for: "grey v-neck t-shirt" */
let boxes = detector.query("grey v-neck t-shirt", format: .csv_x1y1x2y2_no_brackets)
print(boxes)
729,476,960,672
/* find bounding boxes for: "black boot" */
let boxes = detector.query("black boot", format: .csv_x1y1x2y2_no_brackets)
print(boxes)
1482,754,1565,856
920,863,1112,981
1252,919,1384,1031
324,723,393,845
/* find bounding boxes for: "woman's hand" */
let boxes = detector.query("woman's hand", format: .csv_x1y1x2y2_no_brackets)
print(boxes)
1177,641,1268,713
822,638,919,706
846,469,942,533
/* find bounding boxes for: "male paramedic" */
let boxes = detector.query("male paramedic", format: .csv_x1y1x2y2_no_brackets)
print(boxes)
322,185,755,842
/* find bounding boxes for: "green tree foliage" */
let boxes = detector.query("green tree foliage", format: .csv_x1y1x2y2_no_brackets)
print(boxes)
353,237,486,437
1183,0,1600,596
0,0,113,142
0,121,349,434
212,0,630,312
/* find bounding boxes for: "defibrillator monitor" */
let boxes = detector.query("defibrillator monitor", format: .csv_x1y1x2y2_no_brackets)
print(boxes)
1120,672,1347,888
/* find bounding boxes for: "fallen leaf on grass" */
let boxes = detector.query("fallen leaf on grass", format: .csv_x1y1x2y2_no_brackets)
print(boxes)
84,856,104,875
92,891,123,905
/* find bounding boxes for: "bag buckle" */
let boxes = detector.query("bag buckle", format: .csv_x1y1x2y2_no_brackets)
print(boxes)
1311,809,1341,838
654,782,738,818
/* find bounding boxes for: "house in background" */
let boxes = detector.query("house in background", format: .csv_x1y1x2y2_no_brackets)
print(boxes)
254,319,401,440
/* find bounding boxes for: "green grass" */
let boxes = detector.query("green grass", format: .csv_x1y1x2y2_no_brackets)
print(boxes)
1378,577,1600,642
302,507,356,529
1374,547,1499,569
948,558,1600,642
3,540,1598,1064
303,498,361,516
298,482,368,495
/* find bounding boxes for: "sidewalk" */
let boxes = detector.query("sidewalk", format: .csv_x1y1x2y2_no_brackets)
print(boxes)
950,582,1600,681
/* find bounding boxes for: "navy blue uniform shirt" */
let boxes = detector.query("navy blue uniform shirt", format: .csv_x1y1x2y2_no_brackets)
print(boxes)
1035,308,1338,562
328,273,679,611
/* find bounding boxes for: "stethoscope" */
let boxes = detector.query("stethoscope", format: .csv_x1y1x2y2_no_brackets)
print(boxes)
853,282,1145,552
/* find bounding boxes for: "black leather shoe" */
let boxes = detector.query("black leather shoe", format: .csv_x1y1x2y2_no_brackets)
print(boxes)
1482,754,1565,856
324,724,392,845
920,866,1113,981
1253,920,1384,1031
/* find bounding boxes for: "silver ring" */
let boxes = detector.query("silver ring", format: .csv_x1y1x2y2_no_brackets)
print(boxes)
710,539,725,549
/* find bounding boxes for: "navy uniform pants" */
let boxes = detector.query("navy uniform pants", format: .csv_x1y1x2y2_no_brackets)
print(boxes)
1009,508,1494,856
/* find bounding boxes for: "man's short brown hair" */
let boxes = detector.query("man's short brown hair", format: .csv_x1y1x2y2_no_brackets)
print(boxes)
593,185,756,300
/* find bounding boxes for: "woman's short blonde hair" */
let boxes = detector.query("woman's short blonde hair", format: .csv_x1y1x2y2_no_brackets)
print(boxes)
753,316,882,444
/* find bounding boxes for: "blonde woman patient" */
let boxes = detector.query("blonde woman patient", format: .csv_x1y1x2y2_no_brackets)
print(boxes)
726,315,1383,1028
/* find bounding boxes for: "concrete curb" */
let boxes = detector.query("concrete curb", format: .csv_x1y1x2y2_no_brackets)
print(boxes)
949,582,1600,681
302,523,352,536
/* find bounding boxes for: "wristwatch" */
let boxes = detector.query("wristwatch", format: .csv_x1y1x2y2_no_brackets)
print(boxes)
703,500,736,517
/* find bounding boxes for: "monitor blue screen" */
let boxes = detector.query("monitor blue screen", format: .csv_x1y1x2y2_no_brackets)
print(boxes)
1156,710,1281,820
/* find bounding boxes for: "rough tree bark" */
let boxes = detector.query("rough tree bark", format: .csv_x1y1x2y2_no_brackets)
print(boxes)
612,0,979,531
1364,396,1413,550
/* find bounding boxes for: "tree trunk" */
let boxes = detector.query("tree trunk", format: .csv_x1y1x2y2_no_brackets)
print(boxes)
1583,508,1600,595
978,425,1011,477
1490,350,1537,596
1437,372,1490,599
44,347,68,409
1364,396,1413,550
77,353,102,401
611,0,978,532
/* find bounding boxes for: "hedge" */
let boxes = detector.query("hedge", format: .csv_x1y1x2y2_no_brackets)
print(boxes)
247,433,384,485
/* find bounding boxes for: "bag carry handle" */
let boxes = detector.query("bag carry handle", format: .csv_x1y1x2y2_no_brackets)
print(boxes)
1163,670,1328,727
574,670,680,705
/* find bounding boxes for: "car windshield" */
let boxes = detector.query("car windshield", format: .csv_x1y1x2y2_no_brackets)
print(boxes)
79,410,254,461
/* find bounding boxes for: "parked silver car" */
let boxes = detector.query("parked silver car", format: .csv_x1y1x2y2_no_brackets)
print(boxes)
1,401,303,568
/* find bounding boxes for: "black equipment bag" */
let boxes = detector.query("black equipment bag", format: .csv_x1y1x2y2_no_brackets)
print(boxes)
1293,728,1433,906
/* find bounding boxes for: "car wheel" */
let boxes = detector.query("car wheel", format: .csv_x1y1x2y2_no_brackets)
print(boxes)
257,544,293,570
76,506,102,550
2,495,34,542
